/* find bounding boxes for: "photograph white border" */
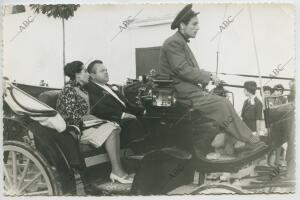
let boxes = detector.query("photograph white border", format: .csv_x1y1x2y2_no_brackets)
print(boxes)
0,0,298,199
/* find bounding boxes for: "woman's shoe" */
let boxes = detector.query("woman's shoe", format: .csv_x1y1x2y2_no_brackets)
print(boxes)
110,173,133,184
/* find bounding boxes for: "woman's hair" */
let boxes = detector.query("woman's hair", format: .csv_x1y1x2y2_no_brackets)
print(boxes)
263,85,272,92
272,84,284,93
244,81,257,95
64,61,84,80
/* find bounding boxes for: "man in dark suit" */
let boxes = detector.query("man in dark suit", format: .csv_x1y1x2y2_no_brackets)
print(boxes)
159,4,265,152
85,60,146,152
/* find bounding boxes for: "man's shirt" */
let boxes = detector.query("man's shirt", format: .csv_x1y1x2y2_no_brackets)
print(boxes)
93,81,126,108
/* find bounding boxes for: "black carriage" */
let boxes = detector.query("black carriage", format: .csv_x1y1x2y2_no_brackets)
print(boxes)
3,79,140,195
124,74,295,194
3,73,295,196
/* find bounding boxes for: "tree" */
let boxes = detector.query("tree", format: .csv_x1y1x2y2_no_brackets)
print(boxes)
30,4,80,84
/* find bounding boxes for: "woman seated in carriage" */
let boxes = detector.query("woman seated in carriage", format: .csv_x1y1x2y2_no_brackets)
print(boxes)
56,61,133,184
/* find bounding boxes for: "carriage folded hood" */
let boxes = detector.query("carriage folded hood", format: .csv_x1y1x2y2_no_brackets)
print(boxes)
4,83,66,133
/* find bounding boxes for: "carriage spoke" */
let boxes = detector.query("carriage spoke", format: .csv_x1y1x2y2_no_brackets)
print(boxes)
12,151,18,188
4,142,56,195
17,158,31,190
19,172,42,194
3,164,13,188
22,190,50,196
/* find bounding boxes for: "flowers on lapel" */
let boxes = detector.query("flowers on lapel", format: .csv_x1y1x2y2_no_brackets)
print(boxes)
111,85,119,92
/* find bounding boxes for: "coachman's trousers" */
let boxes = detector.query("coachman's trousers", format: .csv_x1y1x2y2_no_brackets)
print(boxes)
184,93,259,144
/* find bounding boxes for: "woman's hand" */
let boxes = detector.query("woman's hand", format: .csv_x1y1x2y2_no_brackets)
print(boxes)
122,112,137,119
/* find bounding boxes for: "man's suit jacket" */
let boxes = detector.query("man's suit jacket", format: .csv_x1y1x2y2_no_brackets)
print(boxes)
85,81,142,124
159,31,211,100
85,81,128,123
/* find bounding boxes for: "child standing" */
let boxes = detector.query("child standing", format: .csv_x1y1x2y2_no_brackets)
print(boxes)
272,84,287,105
263,85,272,97
271,84,287,166
241,81,263,135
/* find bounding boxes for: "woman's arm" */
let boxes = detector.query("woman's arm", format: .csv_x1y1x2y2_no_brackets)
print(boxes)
56,87,82,126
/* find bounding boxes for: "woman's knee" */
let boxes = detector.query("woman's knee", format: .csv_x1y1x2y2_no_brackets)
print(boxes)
109,122,121,134
110,129,121,139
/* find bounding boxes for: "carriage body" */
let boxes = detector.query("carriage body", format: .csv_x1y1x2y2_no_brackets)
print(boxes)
3,81,68,195
3,80,136,195
3,75,295,195
122,75,295,193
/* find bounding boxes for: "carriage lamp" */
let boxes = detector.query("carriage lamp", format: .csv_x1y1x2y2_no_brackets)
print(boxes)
152,88,175,107
138,75,143,82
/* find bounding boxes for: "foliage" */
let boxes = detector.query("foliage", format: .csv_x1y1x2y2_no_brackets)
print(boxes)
30,4,80,20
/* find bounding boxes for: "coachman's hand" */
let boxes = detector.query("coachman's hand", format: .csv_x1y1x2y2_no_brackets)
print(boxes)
210,74,221,86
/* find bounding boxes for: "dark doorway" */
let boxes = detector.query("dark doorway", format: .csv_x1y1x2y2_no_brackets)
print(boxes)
135,46,161,78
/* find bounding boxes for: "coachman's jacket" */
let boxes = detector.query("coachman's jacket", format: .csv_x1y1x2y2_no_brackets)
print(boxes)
159,31,256,143
159,31,211,100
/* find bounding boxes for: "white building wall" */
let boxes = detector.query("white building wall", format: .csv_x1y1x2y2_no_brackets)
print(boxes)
3,4,295,112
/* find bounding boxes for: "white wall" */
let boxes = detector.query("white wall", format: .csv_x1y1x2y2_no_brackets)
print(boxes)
3,4,295,111
4,9,63,86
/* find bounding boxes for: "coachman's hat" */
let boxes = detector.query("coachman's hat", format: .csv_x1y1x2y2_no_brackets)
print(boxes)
171,4,199,30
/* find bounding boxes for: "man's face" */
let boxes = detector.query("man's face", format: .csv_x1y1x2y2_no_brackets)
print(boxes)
90,63,109,84
264,90,271,97
273,90,282,96
244,89,250,96
181,16,199,38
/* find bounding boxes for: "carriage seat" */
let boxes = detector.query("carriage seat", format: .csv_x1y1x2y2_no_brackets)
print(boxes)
38,90,61,109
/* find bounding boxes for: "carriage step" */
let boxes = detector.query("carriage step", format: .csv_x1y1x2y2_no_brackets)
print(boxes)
126,154,144,160
206,153,236,160
242,181,295,190
254,165,280,172
254,165,286,179
92,181,132,195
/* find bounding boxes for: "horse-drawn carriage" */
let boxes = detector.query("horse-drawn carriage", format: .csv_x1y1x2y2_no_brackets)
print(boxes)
3,73,295,196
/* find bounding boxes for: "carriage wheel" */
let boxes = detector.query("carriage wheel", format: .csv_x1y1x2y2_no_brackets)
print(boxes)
190,184,245,194
3,141,61,196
